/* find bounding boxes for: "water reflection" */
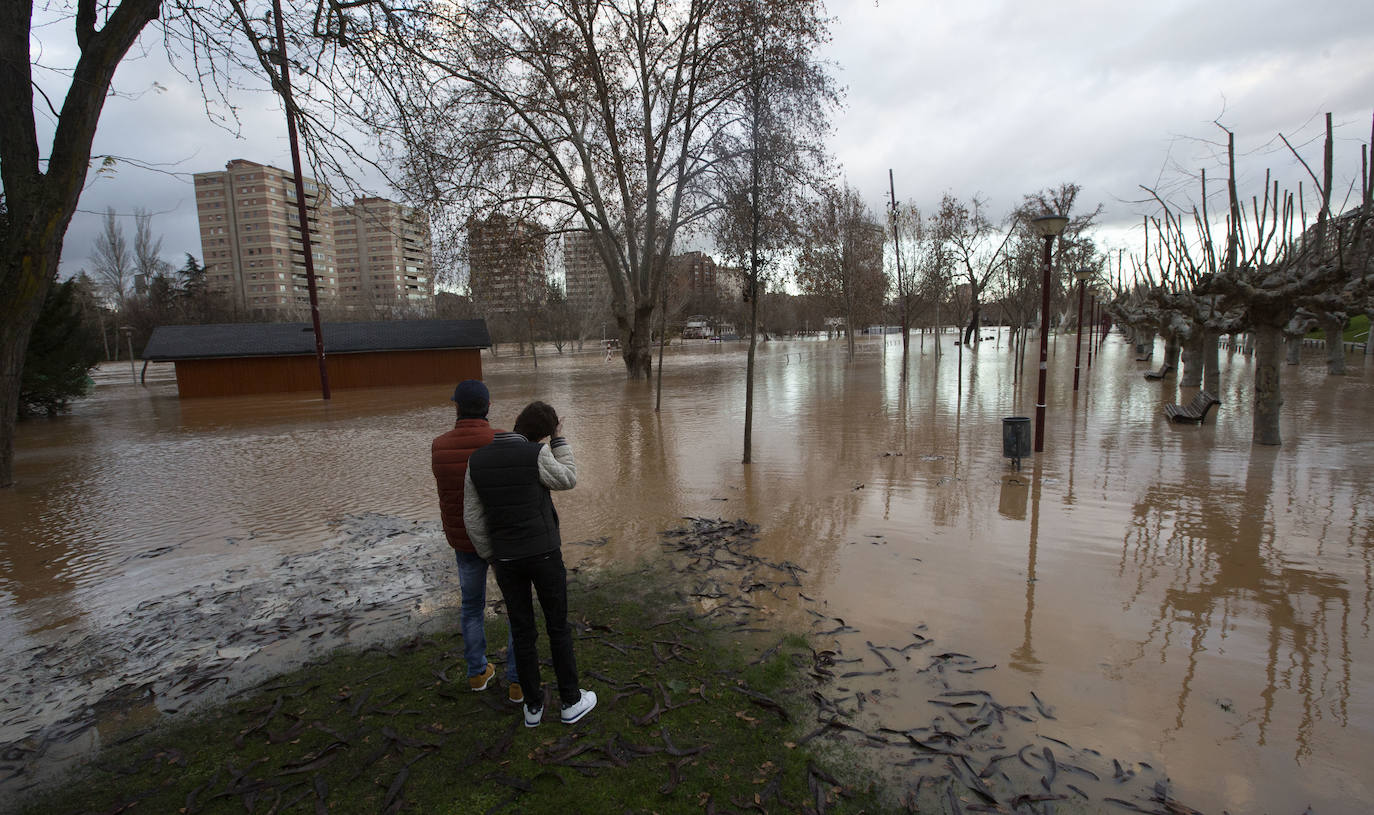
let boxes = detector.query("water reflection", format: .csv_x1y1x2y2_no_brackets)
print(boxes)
1121,444,1353,762
1010,460,1043,675
0,337,1371,812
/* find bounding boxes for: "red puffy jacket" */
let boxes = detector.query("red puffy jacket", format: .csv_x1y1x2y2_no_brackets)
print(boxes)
432,418,500,552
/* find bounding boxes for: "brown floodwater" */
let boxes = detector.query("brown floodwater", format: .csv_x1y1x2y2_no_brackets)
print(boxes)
1,332,1371,812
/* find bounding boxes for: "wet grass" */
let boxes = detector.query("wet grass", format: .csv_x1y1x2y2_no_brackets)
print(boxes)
18,565,890,815
1306,313,1370,342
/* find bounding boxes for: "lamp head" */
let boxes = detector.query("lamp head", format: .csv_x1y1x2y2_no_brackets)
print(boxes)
1031,214,1069,238
1073,267,1095,282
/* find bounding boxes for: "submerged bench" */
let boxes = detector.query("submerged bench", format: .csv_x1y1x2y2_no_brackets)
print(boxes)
1143,362,1174,380
1165,390,1221,424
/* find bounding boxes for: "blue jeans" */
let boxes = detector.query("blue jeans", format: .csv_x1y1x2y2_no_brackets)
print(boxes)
492,550,580,707
454,549,518,681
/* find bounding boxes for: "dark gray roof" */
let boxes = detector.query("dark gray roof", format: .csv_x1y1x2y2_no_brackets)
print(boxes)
143,320,490,361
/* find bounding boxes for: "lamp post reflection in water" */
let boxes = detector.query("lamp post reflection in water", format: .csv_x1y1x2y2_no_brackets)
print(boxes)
1010,458,1044,673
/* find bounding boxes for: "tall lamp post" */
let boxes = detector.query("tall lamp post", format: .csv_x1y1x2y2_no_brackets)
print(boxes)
1072,267,1094,391
1031,214,1069,453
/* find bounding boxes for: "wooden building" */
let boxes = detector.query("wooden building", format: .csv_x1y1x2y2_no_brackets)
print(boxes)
143,320,490,398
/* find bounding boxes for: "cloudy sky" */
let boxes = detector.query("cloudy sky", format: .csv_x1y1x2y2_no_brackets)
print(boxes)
41,0,1374,283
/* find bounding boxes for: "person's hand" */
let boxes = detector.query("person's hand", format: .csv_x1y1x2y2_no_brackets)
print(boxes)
554,420,563,438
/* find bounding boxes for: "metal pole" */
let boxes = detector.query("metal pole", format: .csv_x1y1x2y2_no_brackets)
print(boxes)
888,169,907,360
1072,279,1085,391
1087,292,1096,369
124,328,136,384
273,0,330,400
1034,234,1054,452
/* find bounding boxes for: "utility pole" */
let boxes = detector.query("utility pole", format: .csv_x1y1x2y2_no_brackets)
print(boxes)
888,170,909,364
271,0,330,400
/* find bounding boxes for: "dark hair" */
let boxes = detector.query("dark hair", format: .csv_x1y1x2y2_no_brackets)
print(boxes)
513,401,559,441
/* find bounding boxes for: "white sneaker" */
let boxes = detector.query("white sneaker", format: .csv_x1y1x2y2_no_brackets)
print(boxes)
560,689,597,725
524,703,543,728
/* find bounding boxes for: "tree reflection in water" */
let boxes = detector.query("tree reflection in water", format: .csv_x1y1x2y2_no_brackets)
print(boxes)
1120,445,1353,760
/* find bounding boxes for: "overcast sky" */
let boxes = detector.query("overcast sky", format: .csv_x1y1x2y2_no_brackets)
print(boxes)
44,0,1374,283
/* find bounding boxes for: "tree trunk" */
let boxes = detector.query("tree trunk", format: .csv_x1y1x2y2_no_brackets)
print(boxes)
621,308,655,378
1322,315,1346,375
1163,334,1181,373
527,316,538,369
1285,336,1302,365
1252,326,1283,446
1202,332,1221,394
1136,329,1155,360
743,288,758,464
901,302,910,366
1180,333,1204,387
0,285,49,487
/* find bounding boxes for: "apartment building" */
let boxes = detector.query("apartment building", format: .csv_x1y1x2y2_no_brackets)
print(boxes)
334,197,433,311
563,230,612,314
194,160,434,316
466,214,548,313
193,159,338,314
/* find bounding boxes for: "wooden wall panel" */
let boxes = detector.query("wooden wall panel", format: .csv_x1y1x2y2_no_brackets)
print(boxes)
172,350,484,398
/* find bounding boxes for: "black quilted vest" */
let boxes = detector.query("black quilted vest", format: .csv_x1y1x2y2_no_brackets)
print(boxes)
467,433,561,561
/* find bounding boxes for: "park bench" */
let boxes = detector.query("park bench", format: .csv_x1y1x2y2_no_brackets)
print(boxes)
1165,390,1221,424
1143,363,1174,380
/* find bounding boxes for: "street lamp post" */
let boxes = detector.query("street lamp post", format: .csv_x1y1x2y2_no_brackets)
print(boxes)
1087,288,1097,369
1031,214,1069,453
1072,268,1094,391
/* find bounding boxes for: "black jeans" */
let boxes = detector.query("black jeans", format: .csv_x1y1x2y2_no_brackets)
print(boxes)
492,549,579,707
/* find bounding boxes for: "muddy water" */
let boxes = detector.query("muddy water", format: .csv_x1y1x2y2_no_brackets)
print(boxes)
2,333,1372,812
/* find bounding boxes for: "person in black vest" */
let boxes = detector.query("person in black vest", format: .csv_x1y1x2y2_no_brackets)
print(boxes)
462,401,596,727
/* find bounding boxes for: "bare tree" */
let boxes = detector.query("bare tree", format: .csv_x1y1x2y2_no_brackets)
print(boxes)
0,0,380,487
711,0,833,462
90,207,134,310
331,0,804,379
1187,117,1371,445
132,207,171,296
937,194,1014,347
796,184,887,361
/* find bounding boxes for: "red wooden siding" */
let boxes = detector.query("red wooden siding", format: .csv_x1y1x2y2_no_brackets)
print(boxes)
171,349,483,398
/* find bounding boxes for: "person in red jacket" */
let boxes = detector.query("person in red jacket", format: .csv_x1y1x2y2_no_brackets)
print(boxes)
431,379,520,703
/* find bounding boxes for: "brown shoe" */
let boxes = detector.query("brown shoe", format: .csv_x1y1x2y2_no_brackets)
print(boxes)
468,663,495,691
508,682,524,705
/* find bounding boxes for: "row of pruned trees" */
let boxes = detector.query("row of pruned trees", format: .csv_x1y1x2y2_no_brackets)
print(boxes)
1108,113,1374,446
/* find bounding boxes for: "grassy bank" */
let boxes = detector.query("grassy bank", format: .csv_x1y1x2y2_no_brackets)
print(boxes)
19,564,887,815
1306,313,1370,343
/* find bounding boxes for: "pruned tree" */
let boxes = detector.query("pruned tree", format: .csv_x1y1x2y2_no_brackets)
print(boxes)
796,184,887,361
1190,116,1372,445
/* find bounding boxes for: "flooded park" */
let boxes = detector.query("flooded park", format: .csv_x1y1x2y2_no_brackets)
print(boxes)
1,331,1372,813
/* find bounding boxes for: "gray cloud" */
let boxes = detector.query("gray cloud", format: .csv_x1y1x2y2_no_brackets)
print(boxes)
42,0,1374,274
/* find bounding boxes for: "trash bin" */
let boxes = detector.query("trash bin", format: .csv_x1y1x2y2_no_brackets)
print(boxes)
1002,416,1031,469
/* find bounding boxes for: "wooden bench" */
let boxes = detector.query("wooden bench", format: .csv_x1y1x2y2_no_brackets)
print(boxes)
1143,362,1174,380
1165,391,1221,424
